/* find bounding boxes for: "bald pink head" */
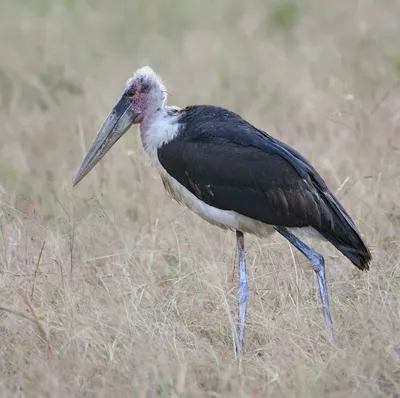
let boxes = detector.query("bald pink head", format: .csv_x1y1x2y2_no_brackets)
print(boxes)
123,66,167,123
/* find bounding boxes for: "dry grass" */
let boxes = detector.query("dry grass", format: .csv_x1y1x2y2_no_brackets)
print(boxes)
1,0,400,396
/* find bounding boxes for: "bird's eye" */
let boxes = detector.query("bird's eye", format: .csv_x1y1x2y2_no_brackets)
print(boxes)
125,89,135,98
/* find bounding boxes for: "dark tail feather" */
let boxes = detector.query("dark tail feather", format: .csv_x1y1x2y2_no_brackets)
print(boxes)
318,229,372,270
316,190,372,271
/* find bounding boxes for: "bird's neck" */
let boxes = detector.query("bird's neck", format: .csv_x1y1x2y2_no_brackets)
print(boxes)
139,106,181,162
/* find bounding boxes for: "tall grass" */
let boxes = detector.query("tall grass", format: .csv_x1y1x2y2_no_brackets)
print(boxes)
0,0,400,396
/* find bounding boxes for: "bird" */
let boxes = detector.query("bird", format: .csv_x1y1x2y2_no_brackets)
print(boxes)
73,66,372,354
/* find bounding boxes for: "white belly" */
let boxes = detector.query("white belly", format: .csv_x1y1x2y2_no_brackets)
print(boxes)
160,169,276,237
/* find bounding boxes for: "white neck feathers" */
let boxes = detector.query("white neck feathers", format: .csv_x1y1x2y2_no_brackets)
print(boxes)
139,107,181,166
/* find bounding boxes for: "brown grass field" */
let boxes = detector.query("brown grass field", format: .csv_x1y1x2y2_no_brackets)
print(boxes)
1,0,400,396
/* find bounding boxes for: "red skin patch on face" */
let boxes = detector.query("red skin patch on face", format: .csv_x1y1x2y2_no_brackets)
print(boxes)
131,88,146,116
135,92,145,102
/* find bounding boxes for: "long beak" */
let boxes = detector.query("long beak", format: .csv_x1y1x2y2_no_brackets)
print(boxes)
73,96,140,187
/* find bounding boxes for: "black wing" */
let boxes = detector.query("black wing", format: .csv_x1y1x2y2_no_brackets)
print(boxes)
157,105,372,270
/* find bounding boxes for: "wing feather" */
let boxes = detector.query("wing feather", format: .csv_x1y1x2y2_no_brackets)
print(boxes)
158,138,325,228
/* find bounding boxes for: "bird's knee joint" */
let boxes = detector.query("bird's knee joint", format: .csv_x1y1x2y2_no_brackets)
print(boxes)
239,280,249,293
311,254,325,273
238,281,250,303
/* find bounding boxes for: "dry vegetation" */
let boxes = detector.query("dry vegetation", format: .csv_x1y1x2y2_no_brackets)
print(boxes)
1,0,400,396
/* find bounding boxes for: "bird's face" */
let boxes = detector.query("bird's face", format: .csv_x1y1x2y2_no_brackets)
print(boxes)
123,77,160,122
73,66,165,186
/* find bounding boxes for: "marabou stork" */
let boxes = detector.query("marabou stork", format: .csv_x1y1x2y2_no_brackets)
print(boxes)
73,66,372,354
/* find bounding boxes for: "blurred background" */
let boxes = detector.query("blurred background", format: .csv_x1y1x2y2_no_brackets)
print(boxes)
0,0,400,396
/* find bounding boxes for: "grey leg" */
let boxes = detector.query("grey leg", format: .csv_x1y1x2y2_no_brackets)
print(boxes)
236,230,250,354
275,226,334,337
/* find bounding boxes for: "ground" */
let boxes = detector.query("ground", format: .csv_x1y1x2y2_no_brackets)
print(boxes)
1,0,400,397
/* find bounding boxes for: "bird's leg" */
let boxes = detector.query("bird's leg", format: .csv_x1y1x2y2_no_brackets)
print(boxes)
274,226,334,337
236,230,250,354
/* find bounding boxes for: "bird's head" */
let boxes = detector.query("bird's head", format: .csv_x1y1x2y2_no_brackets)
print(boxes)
124,66,167,121
73,66,166,186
